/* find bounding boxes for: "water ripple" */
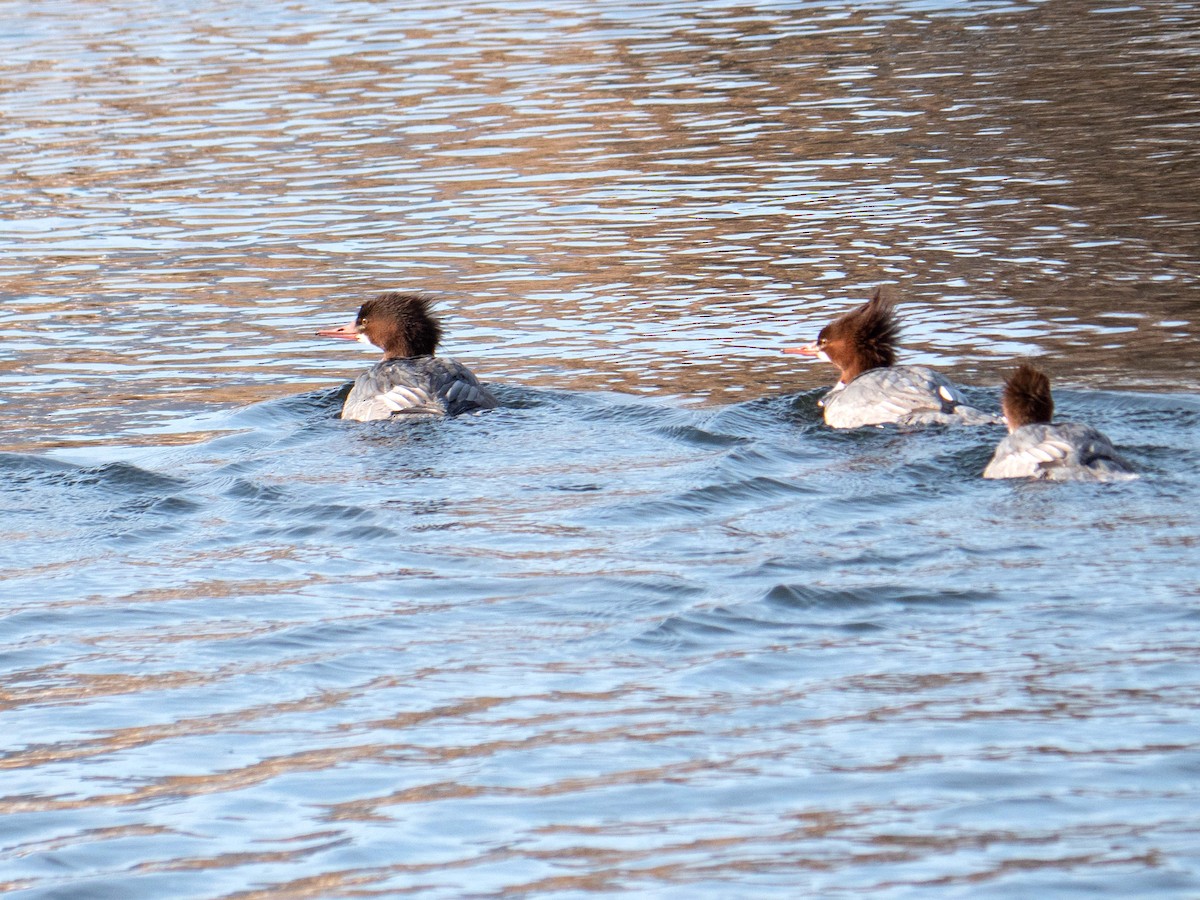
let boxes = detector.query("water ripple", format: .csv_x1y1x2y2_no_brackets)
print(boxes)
2,0,1200,897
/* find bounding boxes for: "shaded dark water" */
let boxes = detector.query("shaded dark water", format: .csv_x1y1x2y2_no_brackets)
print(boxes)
2,0,1199,896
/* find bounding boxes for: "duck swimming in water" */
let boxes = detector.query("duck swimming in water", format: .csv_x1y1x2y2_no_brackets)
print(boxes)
317,292,497,421
983,363,1136,481
785,286,1000,429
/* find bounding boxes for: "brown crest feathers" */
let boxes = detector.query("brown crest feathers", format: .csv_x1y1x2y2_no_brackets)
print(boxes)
1002,363,1054,429
357,292,442,358
821,287,900,378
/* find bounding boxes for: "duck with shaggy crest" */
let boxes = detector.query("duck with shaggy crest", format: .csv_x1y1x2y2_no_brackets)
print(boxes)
317,292,497,421
785,286,999,429
983,363,1135,481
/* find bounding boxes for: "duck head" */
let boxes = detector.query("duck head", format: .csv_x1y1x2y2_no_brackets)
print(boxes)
318,292,442,360
1001,363,1054,432
784,286,900,385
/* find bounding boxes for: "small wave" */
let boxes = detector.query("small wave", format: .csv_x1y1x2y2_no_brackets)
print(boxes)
64,461,190,494
220,385,352,429
0,452,77,483
764,583,996,610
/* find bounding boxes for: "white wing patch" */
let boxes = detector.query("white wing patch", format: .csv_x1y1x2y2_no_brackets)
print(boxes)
1027,439,1073,465
380,384,433,411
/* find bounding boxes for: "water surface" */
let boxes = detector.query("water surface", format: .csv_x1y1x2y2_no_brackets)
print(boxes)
2,0,1199,896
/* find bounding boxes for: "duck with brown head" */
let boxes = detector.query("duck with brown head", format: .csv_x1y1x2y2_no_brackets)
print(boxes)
785,286,1000,429
983,363,1135,481
318,292,497,421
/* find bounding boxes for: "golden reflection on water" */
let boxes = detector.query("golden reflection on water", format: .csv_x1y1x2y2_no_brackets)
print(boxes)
2,3,1200,897
0,0,1197,451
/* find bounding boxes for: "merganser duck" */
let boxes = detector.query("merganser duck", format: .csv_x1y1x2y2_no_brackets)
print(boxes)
784,286,1000,428
317,292,497,422
983,363,1136,481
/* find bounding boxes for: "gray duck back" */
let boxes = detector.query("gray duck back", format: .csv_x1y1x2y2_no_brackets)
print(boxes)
983,422,1136,481
341,356,497,422
822,365,999,429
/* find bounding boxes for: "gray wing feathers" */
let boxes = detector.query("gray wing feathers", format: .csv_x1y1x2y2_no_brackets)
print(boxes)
983,423,1137,481
823,366,1001,428
446,380,493,411
341,357,497,422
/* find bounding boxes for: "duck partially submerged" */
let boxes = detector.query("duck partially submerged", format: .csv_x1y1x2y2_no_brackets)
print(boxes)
785,287,999,429
317,292,497,422
983,363,1136,481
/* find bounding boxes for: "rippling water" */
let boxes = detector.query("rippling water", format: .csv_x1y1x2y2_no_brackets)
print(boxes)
2,0,1199,896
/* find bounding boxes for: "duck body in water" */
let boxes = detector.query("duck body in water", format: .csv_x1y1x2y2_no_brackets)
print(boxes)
317,292,497,421
785,287,1000,429
983,363,1136,481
